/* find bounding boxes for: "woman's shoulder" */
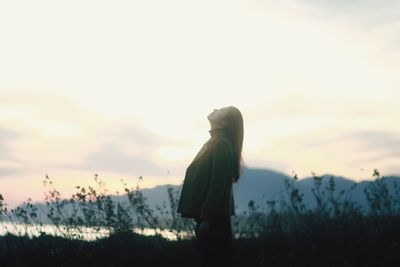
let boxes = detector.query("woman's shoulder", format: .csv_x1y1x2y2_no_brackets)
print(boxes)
209,136,233,153
208,134,231,144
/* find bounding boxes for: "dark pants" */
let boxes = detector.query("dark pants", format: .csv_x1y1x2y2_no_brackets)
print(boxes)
195,216,233,267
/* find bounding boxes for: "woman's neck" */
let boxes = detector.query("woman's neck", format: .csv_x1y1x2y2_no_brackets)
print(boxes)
209,128,225,138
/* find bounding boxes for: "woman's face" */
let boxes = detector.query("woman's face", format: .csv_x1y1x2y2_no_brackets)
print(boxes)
207,107,230,127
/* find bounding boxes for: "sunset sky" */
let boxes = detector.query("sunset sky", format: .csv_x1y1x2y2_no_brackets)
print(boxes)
1,0,399,207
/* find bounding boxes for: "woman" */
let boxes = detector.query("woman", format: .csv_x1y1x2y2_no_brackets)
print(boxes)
177,106,244,267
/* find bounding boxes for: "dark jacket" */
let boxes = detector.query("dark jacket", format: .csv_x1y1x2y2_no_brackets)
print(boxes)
177,132,235,221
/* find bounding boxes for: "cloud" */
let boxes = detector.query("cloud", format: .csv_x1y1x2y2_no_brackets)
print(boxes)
0,126,24,178
0,126,21,143
0,90,174,179
244,0,400,32
99,121,168,148
0,89,101,127
342,130,400,160
308,130,400,163
0,126,19,138
298,0,400,26
78,142,165,176
0,166,22,177
0,126,21,158
57,119,174,177
301,0,396,9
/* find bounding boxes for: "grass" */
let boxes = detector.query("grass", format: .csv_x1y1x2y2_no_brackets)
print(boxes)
1,169,400,266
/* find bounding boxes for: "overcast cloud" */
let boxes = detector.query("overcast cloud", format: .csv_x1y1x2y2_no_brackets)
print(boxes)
0,126,17,153
0,126,23,178
1,0,400,206
0,91,172,179
341,130,400,162
298,0,400,25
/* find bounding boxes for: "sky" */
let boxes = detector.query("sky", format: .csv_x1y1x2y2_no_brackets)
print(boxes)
1,0,400,207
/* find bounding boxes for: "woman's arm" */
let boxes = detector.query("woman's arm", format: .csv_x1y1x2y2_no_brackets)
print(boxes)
199,139,233,222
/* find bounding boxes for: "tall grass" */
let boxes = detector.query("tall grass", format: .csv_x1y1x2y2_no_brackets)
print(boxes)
1,169,400,266
1,174,195,240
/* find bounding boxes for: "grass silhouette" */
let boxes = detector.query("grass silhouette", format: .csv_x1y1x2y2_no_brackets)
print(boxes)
1,169,400,266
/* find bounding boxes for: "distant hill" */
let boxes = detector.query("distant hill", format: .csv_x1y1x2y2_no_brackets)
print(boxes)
140,167,400,214
135,167,292,214
11,167,400,221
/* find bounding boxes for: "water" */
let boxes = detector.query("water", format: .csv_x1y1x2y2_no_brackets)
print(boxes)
0,222,192,241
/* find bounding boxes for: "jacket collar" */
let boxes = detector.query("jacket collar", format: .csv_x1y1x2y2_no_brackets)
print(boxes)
208,128,226,143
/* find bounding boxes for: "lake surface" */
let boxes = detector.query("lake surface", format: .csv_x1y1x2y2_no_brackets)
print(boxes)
0,222,192,241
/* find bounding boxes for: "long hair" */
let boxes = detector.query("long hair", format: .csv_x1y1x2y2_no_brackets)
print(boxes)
222,106,244,183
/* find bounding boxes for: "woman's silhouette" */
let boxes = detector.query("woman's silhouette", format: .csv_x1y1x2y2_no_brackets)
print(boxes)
177,106,244,267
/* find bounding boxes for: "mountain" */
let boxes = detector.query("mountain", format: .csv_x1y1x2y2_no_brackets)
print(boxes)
232,168,290,212
140,167,400,214
10,167,400,222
